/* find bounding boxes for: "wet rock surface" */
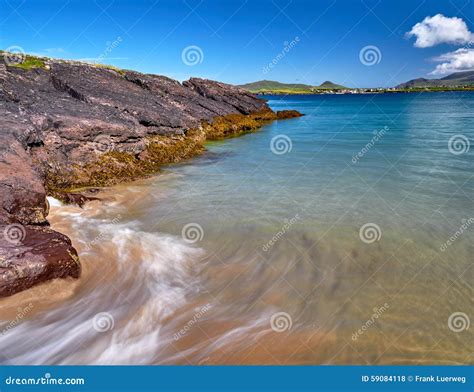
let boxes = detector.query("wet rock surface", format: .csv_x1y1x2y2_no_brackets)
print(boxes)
0,224,80,297
0,57,299,296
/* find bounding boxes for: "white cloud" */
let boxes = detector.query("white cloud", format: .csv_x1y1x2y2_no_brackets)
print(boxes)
406,14,474,48
429,48,474,74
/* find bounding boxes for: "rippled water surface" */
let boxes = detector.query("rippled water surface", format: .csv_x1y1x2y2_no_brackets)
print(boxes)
1,92,473,364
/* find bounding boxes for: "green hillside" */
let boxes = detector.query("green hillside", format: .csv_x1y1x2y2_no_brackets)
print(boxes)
238,80,347,93
396,71,474,88
318,80,347,89
238,80,313,93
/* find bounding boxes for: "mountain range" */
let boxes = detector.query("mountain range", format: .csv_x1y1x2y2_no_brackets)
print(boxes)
395,70,474,88
238,80,347,93
239,71,474,93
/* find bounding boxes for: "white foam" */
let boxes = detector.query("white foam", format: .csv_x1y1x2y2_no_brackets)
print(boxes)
46,196,62,208
0,200,205,365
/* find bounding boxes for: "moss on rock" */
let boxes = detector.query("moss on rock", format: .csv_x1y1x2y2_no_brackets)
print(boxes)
46,109,302,197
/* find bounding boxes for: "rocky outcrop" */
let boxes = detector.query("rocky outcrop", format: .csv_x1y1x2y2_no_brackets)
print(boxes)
0,56,302,297
0,225,80,297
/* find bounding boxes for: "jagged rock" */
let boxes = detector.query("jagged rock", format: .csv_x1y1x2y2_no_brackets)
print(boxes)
0,224,80,297
0,56,300,297
276,110,302,119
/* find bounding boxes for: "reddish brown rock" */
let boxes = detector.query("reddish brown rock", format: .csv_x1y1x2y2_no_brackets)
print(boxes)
0,55,301,297
276,110,304,119
0,224,80,297
59,192,100,207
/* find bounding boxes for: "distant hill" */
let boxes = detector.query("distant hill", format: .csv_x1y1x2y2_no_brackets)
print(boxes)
238,80,347,93
396,71,474,88
238,80,314,93
318,80,346,89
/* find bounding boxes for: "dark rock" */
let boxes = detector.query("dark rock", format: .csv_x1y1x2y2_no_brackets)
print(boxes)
0,56,300,296
0,224,80,297
276,110,304,119
0,134,48,225
60,192,100,207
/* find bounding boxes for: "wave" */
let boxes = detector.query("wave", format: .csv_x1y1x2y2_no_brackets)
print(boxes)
0,197,205,364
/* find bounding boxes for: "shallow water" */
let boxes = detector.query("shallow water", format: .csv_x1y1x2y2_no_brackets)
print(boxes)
1,92,473,364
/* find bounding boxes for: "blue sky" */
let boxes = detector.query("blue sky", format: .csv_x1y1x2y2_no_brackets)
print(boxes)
1,0,473,87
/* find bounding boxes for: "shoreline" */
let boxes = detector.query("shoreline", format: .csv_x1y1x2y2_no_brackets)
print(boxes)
254,88,474,96
46,109,302,197
0,56,303,298
1,107,301,298
1,91,472,365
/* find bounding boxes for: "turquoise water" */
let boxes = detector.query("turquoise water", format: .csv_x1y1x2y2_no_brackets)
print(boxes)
172,92,473,230
2,92,472,365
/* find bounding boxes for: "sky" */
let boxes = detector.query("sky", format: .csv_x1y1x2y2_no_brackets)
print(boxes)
1,0,473,87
